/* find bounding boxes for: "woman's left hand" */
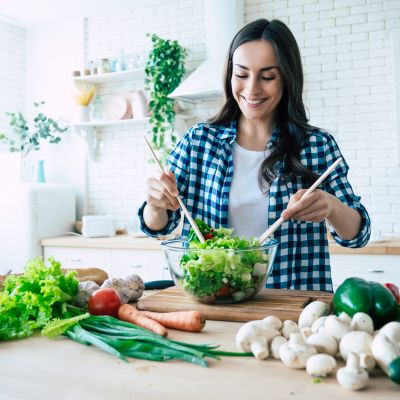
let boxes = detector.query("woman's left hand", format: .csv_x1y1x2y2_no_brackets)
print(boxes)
281,189,334,223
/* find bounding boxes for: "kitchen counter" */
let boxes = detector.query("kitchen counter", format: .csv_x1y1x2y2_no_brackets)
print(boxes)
1,318,399,399
41,235,400,255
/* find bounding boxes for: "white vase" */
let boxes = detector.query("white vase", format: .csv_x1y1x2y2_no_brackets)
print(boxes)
78,105,90,122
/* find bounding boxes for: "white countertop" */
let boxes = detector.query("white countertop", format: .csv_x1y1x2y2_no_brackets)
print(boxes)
41,234,400,255
1,319,399,399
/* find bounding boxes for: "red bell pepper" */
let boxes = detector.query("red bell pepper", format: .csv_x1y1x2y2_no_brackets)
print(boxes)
384,283,400,304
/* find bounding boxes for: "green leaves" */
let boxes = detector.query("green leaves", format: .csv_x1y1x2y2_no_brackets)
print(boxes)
0,257,79,341
0,101,68,158
145,34,187,164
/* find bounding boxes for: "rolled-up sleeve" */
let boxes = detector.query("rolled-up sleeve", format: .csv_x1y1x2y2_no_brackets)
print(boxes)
137,202,181,238
322,135,371,248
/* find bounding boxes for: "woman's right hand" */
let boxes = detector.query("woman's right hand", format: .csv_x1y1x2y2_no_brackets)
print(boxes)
145,170,180,212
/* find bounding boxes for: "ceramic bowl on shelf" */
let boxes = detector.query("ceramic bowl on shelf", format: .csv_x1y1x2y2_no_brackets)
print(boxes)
161,237,278,304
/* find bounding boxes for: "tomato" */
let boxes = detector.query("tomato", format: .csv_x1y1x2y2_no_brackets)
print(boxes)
216,285,230,296
88,288,121,317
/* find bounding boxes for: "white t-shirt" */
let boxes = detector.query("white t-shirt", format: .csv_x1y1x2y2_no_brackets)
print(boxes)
228,142,270,238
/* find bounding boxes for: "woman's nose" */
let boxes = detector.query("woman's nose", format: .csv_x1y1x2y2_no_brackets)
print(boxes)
245,76,260,94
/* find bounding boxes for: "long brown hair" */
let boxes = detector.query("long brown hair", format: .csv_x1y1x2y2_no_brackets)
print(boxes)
209,19,319,187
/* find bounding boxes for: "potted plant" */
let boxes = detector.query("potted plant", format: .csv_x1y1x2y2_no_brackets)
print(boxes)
145,34,187,164
0,101,68,181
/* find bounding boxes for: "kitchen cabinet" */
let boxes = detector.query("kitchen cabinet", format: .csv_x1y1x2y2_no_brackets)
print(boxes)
111,248,169,281
43,245,168,281
41,235,171,281
330,254,400,290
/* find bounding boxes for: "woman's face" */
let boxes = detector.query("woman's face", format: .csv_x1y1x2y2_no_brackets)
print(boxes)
231,39,284,123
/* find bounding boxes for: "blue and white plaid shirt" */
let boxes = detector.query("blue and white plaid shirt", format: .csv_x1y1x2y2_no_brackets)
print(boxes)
138,122,371,292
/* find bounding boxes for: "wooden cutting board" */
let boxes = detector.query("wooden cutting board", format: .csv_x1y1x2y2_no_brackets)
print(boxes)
137,287,333,322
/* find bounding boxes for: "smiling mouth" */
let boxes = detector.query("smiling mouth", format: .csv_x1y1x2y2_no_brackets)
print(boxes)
241,96,267,106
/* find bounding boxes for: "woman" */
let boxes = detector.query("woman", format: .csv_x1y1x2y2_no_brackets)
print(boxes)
138,19,371,292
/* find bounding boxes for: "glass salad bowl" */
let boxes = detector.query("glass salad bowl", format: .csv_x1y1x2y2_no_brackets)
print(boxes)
161,237,279,304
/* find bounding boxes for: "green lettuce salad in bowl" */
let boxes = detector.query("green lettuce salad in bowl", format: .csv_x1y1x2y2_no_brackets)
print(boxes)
161,220,278,304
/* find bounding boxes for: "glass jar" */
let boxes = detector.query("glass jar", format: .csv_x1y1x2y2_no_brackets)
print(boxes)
98,58,111,74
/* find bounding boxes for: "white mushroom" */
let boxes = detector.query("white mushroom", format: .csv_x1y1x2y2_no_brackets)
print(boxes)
336,352,369,390
301,326,312,340
306,354,337,377
298,301,330,329
324,312,352,340
311,316,328,333
339,331,375,372
278,332,317,369
270,335,287,359
262,315,283,331
281,320,300,339
350,312,374,335
306,326,338,356
371,321,400,375
236,320,280,360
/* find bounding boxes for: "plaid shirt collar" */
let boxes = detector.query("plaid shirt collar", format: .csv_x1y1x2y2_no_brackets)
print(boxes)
216,120,281,149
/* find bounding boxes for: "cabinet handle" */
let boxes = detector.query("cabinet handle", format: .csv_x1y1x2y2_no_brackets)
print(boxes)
70,258,82,263
366,269,384,273
129,264,143,269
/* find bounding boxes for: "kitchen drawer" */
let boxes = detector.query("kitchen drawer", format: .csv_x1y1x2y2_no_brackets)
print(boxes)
111,249,168,281
43,246,112,274
330,254,400,290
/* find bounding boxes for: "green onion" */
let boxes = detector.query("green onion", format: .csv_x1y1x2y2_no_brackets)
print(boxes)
52,309,251,367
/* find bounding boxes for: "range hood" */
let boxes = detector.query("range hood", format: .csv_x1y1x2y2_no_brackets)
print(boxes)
169,0,244,103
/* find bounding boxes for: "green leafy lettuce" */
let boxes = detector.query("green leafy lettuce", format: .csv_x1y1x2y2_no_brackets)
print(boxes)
0,257,79,340
180,220,270,301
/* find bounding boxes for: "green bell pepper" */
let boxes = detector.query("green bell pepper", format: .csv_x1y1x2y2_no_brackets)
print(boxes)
333,277,398,329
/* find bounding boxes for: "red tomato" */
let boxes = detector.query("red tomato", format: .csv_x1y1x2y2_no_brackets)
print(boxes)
88,288,121,317
216,285,230,296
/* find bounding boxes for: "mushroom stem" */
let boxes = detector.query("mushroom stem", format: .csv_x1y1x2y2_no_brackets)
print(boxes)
251,338,269,360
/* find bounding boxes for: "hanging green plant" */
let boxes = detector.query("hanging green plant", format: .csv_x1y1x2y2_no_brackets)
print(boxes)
145,34,187,164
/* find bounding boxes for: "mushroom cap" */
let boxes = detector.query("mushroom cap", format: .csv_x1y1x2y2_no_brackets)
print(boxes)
311,316,328,333
379,321,400,343
306,327,338,356
278,333,317,369
371,325,400,372
306,354,337,377
339,331,373,360
325,313,351,340
262,315,283,330
270,335,287,359
282,320,300,339
236,320,279,351
350,312,374,334
298,301,330,329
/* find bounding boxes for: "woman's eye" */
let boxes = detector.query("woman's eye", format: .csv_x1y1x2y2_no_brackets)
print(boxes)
235,74,247,79
262,77,275,81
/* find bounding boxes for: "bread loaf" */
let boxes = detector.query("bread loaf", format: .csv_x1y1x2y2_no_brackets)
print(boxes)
62,268,109,285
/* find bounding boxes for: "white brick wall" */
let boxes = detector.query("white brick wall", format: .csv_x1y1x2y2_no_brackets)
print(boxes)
84,0,400,236
0,20,26,147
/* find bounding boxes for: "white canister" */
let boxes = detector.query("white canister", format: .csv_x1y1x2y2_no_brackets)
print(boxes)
131,90,149,119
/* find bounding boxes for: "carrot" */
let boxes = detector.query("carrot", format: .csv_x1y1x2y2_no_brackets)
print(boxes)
141,310,206,332
117,304,168,337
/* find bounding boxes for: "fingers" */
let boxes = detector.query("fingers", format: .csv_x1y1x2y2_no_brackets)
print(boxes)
282,189,331,222
146,173,180,211
283,190,317,219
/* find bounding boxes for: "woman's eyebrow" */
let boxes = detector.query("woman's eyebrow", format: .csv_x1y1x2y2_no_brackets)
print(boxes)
234,63,278,72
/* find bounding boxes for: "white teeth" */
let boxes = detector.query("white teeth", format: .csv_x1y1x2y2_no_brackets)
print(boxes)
245,98,263,105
